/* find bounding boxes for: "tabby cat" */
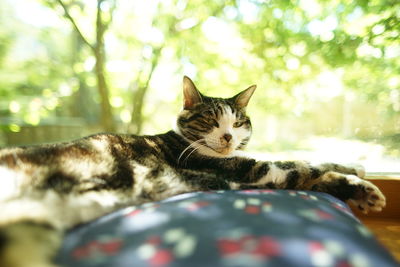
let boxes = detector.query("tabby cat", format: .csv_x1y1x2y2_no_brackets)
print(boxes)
0,76,385,267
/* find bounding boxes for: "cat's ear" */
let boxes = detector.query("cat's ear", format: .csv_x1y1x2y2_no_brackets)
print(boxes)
233,85,257,108
183,76,202,109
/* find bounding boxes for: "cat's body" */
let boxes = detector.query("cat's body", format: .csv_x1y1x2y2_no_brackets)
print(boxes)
0,76,386,267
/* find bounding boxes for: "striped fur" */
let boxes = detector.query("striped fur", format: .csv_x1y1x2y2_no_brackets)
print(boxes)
0,76,385,267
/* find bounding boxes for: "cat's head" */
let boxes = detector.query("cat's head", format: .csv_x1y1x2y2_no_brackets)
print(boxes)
176,76,256,157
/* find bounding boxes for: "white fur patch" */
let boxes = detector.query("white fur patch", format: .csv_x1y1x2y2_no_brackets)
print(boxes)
0,193,62,228
250,164,288,185
55,139,115,179
346,163,366,178
144,138,158,149
346,174,361,185
62,191,131,227
90,138,109,152
0,166,21,201
132,163,190,201
0,187,136,230
158,173,191,200
229,182,241,189
131,164,152,197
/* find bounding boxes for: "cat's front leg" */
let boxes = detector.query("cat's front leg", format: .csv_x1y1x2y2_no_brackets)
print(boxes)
315,162,366,178
226,159,385,214
311,172,386,214
306,162,385,213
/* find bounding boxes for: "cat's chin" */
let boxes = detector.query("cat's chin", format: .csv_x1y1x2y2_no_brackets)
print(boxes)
195,144,236,158
211,146,235,156
217,148,234,155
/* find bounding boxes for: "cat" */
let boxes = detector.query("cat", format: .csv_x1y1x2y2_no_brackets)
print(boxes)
0,76,385,267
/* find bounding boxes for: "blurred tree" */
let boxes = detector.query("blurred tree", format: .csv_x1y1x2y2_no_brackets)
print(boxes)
54,0,116,132
127,1,228,133
0,0,398,154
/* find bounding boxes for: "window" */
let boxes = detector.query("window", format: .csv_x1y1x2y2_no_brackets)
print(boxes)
0,0,399,175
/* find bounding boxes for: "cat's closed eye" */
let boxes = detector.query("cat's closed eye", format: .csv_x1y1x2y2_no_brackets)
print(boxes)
233,121,244,128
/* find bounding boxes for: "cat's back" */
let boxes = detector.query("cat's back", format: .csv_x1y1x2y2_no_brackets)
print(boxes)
0,134,130,193
80,131,184,164
0,132,163,166
0,131,184,195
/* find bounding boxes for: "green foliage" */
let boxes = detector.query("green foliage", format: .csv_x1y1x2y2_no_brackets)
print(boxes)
0,0,399,156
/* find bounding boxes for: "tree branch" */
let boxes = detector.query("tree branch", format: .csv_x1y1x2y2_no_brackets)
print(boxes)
104,0,117,31
130,45,164,134
55,0,95,51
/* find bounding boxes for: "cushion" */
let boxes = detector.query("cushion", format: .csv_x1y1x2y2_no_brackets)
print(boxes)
56,190,398,267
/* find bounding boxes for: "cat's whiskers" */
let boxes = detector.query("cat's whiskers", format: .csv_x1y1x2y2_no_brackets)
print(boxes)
177,139,206,165
181,145,202,166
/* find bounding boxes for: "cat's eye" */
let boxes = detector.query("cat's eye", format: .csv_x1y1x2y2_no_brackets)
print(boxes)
233,121,244,128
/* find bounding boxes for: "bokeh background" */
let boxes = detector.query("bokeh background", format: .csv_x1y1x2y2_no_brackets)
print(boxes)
0,0,399,172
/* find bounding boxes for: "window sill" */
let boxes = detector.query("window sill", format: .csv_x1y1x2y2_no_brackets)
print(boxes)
366,172,400,180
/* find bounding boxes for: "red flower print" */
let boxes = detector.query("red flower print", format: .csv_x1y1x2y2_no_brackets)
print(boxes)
245,205,260,214
100,240,123,255
316,210,333,220
332,203,351,214
309,241,324,253
218,239,242,255
149,249,174,267
253,237,281,257
72,247,90,260
186,201,210,211
241,190,260,194
336,260,352,267
72,241,99,260
218,235,281,260
71,238,123,260
127,209,142,217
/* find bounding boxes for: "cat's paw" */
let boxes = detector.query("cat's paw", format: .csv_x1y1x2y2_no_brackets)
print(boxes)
347,175,386,214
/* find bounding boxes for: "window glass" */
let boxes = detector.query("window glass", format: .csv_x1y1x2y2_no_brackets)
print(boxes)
0,0,398,174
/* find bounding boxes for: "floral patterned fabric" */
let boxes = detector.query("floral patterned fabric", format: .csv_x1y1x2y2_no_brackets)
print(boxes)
56,190,398,267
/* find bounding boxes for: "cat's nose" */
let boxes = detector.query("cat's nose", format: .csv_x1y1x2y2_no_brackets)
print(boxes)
223,133,232,142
